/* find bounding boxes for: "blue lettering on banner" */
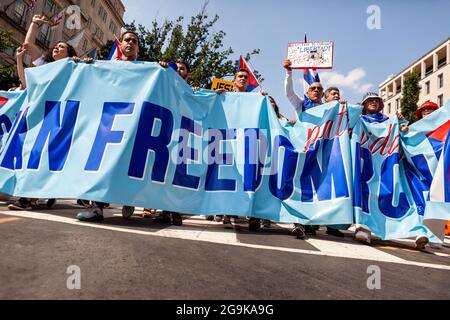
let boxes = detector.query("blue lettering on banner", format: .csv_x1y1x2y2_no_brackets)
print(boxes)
300,138,349,202
28,100,79,171
378,153,409,219
128,102,173,182
0,115,12,142
403,155,433,216
0,108,29,170
243,128,265,192
205,129,237,191
353,144,374,213
172,116,201,190
85,102,135,171
269,135,298,201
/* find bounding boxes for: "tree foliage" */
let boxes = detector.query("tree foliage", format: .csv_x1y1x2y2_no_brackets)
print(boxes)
120,2,262,88
400,70,421,123
0,30,18,90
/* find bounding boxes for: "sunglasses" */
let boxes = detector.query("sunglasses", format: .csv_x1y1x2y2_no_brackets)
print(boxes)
309,86,323,91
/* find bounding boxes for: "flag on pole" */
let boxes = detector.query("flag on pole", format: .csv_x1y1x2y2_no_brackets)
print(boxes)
302,33,321,111
238,55,260,92
107,38,123,60
0,96,8,109
51,9,65,30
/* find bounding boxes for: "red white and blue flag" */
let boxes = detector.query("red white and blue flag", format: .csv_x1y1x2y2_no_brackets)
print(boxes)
302,34,321,111
238,55,260,92
107,38,123,60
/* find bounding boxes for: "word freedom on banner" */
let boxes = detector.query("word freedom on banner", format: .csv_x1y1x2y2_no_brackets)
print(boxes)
0,59,448,242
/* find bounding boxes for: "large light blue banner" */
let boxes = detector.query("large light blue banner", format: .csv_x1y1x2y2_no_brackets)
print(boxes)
0,59,448,242
0,59,355,225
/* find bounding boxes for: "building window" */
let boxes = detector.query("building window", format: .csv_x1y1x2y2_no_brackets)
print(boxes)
438,94,444,107
438,74,444,89
438,57,446,68
44,0,55,14
13,0,27,26
91,0,96,8
425,81,430,95
387,103,391,114
82,38,88,51
396,98,400,111
38,23,50,47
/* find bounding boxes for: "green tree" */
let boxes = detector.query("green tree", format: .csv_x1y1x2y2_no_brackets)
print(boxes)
400,70,421,123
0,30,18,90
123,2,262,88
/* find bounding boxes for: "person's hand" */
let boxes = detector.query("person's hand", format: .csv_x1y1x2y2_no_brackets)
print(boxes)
215,88,226,95
32,15,51,26
72,56,81,63
340,99,347,105
16,46,27,60
397,112,405,120
288,119,297,125
400,125,409,133
260,90,268,96
83,57,94,64
159,61,168,68
283,59,292,71
192,86,200,92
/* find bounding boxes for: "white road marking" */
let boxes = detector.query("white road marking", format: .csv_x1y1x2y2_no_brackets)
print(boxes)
1,210,449,271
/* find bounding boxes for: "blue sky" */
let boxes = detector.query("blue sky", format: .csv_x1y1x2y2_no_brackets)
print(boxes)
122,0,450,118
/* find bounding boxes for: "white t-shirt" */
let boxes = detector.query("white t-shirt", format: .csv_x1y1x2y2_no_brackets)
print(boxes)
32,55,48,67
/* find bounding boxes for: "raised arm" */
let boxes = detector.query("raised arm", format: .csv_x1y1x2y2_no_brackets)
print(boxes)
283,59,303,117
16,46,27,89
23,15,52,62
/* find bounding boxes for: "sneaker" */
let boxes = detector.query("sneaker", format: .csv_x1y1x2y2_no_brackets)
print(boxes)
205,215,215,221
415,236,429,250
143,208,156,218
8,203,32,211
304,225,317,236
46,199,56,209
76,207,104,222
154,211,171,224
223,216,232,229
248,218,261,232
291,225,306,240
214,215,223,222
172,213,183,226
326,227,345,238
122,206,135,219
355,228,371,244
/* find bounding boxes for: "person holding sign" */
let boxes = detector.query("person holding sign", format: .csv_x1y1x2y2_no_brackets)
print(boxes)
283,58,323,118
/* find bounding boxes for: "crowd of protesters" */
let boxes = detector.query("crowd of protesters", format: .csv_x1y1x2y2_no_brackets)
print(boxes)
2,15,448,251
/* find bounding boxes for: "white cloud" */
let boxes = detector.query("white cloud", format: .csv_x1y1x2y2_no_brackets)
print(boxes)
320,68,373,95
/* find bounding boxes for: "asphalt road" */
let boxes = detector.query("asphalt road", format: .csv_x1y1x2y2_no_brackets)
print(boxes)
0,201,449,300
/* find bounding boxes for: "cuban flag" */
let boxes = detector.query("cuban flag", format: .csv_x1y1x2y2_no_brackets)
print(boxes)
302,34,321,111
107,38,123,61
239,56,260,92
0,96,8,109
302,68,321,111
